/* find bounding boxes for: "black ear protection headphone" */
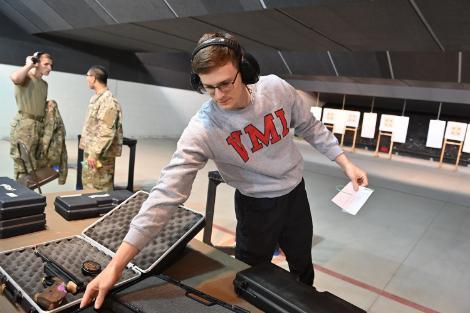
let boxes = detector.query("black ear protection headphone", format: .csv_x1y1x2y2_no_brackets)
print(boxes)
190,36,260,93
31,51,44,64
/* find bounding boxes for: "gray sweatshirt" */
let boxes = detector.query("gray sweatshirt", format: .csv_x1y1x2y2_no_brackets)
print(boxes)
124,75,343,250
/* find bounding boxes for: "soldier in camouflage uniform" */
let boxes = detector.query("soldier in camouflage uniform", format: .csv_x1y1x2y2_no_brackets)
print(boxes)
80,65,123,191
10,52,53,178
41,100,68,184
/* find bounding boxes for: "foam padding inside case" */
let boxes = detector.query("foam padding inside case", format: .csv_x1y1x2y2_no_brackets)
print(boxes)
0,237,138,306
83,191,205,271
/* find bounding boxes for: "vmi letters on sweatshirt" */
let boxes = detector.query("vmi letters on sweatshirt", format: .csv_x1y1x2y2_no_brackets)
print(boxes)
124,75,343,250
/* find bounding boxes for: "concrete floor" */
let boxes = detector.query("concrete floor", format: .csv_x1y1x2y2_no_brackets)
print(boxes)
1,138,470,313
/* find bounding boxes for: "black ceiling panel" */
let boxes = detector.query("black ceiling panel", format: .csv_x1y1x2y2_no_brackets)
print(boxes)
137,51,191,72
415,0,470,51
281,0,439,51
2,0,53,32
264,0,368,9
139,18,221,44
281,51,335,76
98,24,195,52
196,9,347,51
250,50,289,76
44,0,109,29
459,52,470,83
330,52,390,78
96,0,174,23
139,17,275,52
0,0,42,33
390,52,459,82
165,0,262,17
17,0,71,31
48,28,178,52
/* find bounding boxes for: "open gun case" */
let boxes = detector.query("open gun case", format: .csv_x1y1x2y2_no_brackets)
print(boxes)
78,274,249,313
0,191,205,313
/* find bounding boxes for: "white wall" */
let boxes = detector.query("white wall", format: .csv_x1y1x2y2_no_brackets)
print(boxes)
0,64,209,139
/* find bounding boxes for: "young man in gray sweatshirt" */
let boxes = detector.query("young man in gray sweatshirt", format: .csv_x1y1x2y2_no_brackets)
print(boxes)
81,32,368,309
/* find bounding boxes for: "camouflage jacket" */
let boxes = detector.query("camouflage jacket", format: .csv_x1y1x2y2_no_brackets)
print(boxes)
42,100,68,184
79,89,123,159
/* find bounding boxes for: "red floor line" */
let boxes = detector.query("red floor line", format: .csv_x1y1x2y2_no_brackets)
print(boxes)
314,264,440,313
213,224,236,236
212,222,440,313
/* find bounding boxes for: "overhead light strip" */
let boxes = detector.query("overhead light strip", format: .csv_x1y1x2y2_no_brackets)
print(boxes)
458,51,462,83
278,51,292,74
94,0,119,23
327,51,339,76
386,51,395,79
163,0,179,18
408,0,445,52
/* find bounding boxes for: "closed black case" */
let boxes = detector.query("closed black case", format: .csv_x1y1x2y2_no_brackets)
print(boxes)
54,190,133,220
233,263,366,313
0,213,46,238
0,177,46,219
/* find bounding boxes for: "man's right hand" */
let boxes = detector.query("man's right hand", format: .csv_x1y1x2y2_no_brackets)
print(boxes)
80,262,122,309
80,242,139,309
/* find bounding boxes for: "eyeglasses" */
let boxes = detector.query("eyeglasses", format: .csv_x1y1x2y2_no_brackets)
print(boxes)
202,71,239,95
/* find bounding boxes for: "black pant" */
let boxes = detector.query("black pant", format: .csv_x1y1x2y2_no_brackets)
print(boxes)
234,179,314,285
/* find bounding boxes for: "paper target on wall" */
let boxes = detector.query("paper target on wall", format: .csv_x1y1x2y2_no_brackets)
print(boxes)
444,121,467,141
345,110,361,128
322,108,337,125
379,114,395,132
426,120,446,149
462,124,470,153
310,107,322,121
333,110,347,134
361,113,377,138
391,116,409,143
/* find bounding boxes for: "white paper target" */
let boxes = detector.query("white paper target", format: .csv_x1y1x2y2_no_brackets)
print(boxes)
462,124,470,153
310,107,322,121
426,120,446,149
345,110,361,128
322,108,337,125
391,116,409,143
333,110,347,134
361,113,377,138
445,121,467,141
379,114,395,132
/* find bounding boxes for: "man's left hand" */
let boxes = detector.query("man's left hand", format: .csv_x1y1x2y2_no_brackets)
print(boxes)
87,157,97,170
335,153,368,191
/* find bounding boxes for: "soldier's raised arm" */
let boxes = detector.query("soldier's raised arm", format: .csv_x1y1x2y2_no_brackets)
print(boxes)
10,56,35,85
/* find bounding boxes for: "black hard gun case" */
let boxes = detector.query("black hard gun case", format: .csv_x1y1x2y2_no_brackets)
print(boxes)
78,274,249,313
0,177,46,219
0,213,46,239
54,190,133,220
233,263,366,313
0,191,205,313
